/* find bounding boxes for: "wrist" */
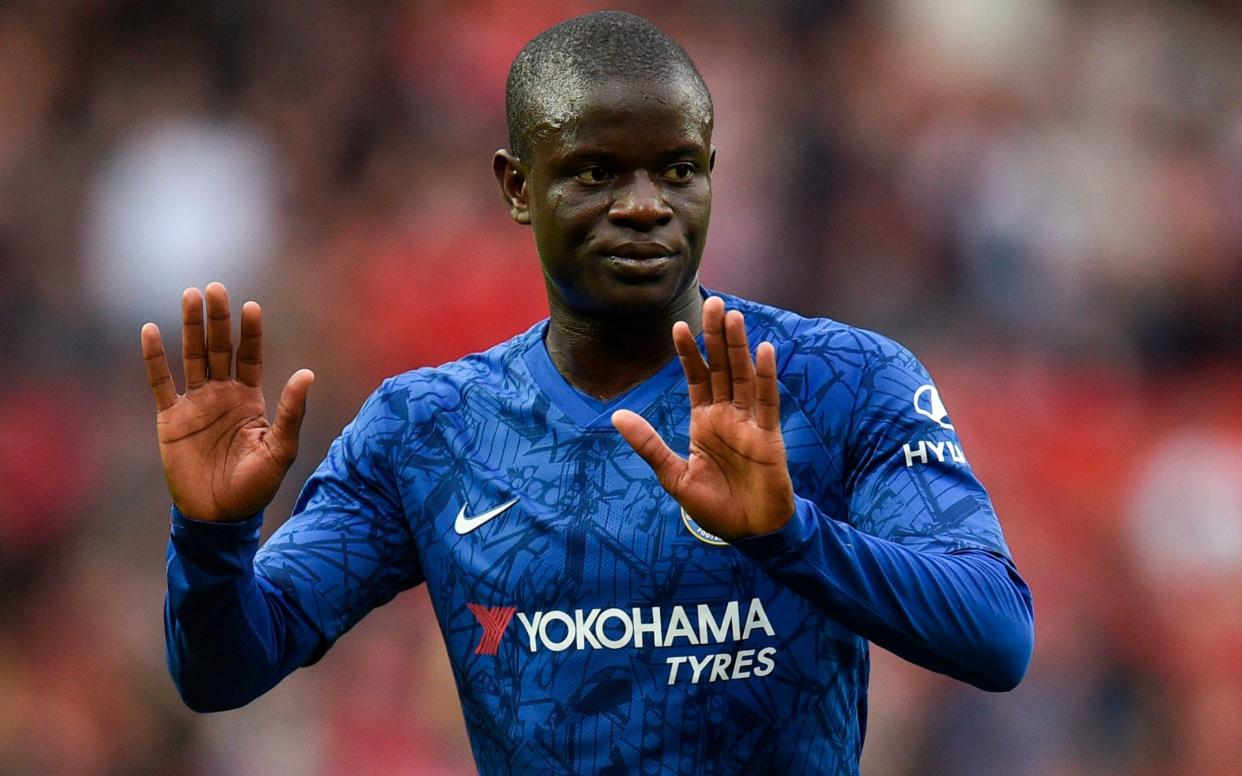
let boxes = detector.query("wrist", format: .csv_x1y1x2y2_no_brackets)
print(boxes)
732,496,814,556
170,494,269,524
171,505,264,538
747,482,795,538
168,505,265,581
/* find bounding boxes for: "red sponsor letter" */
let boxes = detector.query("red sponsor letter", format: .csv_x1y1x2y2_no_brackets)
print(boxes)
467,604,516,656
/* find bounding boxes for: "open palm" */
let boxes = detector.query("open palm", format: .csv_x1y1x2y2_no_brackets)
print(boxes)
612,297,794,540
141,283,314,522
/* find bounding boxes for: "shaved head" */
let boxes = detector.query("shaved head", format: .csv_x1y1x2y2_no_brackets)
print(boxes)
505,11,713,162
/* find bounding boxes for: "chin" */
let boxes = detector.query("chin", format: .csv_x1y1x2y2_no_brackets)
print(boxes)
547,258,702,319
592,277,697,318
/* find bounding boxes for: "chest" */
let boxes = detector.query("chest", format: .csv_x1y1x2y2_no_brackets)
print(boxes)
403,387,862,723
415,420,771,614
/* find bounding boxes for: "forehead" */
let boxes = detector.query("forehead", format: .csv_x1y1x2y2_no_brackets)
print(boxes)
530,76,712,161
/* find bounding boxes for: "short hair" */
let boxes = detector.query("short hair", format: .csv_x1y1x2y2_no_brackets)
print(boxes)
505,11,713,161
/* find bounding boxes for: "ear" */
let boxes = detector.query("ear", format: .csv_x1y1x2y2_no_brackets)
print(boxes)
708,146,716,173
493,150,531,225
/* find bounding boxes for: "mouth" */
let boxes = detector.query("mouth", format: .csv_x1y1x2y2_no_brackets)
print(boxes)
602,252,678,279
600,242,679,279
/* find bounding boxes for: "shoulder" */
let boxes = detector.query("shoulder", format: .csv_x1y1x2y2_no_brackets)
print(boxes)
370,321,544,424
720,290,924,396
720,290,952,450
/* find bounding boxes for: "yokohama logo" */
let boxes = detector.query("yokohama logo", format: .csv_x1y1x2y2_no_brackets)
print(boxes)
466,598,774,654
466,599,779,684
466,604,516,656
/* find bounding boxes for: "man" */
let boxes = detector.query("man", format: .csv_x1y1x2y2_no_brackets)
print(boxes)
142,11,1033,774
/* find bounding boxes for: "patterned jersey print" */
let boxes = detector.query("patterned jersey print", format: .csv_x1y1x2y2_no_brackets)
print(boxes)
255,291,1010,775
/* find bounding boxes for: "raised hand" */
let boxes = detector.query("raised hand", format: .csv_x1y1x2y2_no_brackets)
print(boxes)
141,283,314,523
612,296,794,540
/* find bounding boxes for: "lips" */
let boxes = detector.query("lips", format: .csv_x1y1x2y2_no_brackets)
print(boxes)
603,242,675,260
602,253,677,279
595,241,681,280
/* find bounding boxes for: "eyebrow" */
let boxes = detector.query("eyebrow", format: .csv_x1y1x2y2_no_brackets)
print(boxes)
560,147,618,163
662,145,708,159
559,144,707,167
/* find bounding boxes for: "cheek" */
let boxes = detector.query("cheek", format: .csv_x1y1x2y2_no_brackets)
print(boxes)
677,188,712,237
549,190,607,240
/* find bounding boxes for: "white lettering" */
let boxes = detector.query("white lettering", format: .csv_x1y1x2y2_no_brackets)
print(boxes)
596,608,633,649
688,654,714,684
509,598,777,654
754,647,776,677
903,441,928,467
666,655,688,685
741,598,775,640
904,440,969,468
539,610,574,652
660,649,780,685
517,611,540,653
666,606,699,646
697,601,740,644
732,649,755,679
574,608,601,649
632,606,663,648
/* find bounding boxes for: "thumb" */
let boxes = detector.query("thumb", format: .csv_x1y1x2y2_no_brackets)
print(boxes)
612,409,687,496
269,368,315,465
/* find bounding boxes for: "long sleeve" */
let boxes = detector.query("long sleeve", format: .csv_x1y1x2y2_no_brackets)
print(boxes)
751,321,1034,691
165,508,326,712
164,380,424,712
733,496,1033,691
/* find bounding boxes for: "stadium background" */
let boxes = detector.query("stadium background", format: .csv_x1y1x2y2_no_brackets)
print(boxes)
2,0,1241,773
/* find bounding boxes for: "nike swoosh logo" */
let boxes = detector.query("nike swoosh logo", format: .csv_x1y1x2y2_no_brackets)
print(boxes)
454,497,520,535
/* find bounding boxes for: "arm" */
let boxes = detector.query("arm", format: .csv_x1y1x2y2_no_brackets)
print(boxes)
144,284,420,712
165,509,321,712
612,297,1032,691
733,498,1032,691
164,383,422,711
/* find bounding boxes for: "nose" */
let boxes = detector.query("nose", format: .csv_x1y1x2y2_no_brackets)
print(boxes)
608,172,673,231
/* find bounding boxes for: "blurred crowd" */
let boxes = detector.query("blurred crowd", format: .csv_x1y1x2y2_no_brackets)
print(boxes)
2,1,1240,774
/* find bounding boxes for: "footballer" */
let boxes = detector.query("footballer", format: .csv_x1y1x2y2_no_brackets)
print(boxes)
142,11,1033,774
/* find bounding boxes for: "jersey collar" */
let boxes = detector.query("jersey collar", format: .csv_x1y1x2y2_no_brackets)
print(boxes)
521,289,727,430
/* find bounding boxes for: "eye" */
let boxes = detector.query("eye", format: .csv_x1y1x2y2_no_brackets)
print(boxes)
662,163,696,182
575,167,610,184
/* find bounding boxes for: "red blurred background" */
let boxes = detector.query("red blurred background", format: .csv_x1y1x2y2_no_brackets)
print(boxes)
2,1,1241,773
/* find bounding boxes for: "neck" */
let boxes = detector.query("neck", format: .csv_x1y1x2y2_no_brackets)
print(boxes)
545,287,704,401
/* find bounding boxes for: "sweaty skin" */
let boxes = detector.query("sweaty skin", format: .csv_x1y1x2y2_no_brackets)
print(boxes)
611,299,795,539
142,80,784,531
153,21,1032,768
494,78,712,399
492,77,794,537
141,283,313,523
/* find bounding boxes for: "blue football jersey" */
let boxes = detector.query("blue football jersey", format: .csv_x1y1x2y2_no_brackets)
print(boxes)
234,290,1012,774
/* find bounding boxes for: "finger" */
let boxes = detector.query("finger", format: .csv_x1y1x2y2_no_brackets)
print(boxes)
268,369,315,467
181,288,207,389
612,409,688,496
141,323,177,411
672,321,711,407
725,310,755,410
755,342,781,430
205,282,233,380
702,296,731,402
235,301,263,387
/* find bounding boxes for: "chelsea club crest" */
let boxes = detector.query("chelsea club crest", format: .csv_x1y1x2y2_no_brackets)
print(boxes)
681,507,728,546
